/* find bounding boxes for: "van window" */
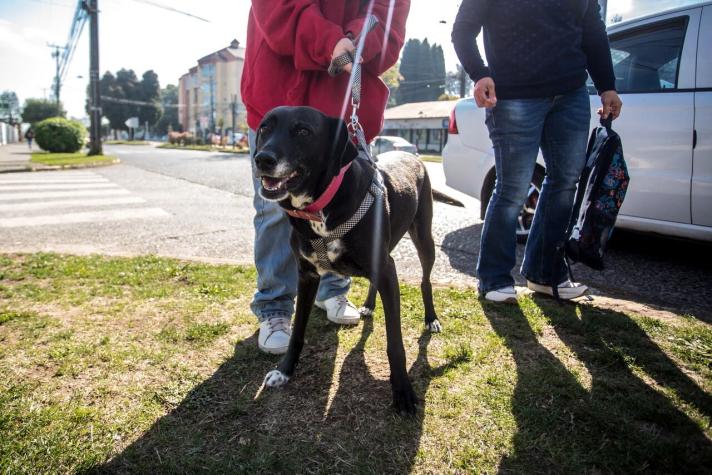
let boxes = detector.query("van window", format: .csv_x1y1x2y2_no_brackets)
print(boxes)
608,17,687,93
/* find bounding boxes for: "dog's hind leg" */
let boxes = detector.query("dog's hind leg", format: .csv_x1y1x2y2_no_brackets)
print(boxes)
409,177,442,333
378,256,418,414
265,262,319,388
359,284,377,317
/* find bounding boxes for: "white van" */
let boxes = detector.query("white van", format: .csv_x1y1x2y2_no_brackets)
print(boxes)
443,2,712,242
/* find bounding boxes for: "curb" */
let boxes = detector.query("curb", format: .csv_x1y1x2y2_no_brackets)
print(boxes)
0,159,121,174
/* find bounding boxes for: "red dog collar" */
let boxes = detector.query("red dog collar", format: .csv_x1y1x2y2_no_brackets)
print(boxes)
285,162,352,221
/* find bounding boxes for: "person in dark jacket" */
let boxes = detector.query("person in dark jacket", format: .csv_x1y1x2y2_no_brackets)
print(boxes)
25,128,34,150
241,0,410,354
452,0,622,302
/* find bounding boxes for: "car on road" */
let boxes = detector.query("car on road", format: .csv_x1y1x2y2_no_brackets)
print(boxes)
371,135,418,156
443,1,712,242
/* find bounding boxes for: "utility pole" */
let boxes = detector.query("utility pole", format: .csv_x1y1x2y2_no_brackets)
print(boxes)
48,43,65,105
459,65,467,98
230,94,237,146
84,0,103,155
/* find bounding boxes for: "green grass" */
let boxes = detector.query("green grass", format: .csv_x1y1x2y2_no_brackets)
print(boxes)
0,253,710,473
31,152,118,167
418,154,442,163
157,143,248,154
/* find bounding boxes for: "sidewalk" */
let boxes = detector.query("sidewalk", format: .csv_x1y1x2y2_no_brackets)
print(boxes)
0,142,42,173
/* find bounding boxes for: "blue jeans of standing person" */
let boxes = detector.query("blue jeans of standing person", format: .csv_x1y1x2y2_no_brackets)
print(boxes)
248,129,351,321
477,85,591,294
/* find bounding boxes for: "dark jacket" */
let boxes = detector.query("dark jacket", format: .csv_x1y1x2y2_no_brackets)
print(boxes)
452,0,616,99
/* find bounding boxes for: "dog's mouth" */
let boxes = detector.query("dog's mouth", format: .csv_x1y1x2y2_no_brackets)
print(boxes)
259,170,302,199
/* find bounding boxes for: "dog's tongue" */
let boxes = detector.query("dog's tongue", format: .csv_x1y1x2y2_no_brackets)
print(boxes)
262,176,285,191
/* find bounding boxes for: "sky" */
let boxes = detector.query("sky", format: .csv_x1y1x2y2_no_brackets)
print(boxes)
0,0,698,118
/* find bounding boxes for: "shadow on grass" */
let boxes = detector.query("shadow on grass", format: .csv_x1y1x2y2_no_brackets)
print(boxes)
91,311,456,473
441,224,712,323
481,299,712,473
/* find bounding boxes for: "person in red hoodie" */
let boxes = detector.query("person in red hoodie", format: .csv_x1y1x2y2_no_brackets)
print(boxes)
241,0,410,354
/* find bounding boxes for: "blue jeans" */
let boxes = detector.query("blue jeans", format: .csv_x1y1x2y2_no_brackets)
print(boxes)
248,129,351,321
477,86,590,293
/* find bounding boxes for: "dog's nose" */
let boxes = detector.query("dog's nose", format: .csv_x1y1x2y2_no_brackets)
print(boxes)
254,150,277,170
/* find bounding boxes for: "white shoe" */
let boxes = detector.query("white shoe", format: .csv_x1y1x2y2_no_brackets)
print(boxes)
483,286,519,303
258,316,291,354
315,294,361,325
527,280,588,300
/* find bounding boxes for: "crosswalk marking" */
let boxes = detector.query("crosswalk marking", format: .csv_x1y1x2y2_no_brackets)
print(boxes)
0,207,170,228
0,178,111,185
0,183,120,191
0,189,131,201
0,196,145,212
0,171,170,228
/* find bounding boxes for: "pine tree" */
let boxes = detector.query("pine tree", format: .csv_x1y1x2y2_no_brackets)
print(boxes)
396,39,447,103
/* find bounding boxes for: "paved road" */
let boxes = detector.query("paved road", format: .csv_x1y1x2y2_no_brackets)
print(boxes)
1,144,710,320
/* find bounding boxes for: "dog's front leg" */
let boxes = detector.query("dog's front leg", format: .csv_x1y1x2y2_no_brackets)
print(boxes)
378,256,418,414
264,262,319,388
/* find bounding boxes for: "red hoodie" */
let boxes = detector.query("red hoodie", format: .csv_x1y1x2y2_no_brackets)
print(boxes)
241,0,410,142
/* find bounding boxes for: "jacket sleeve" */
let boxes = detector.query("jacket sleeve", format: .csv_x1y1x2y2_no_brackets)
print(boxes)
451,0,491,82
344,0,410,76
251,0,346,71
582,0,616,93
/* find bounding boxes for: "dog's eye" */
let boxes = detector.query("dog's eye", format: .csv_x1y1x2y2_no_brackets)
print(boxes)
259,125,270,135
296,127,310,137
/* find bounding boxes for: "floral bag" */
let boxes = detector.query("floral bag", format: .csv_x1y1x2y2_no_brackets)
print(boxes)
565,116,630,271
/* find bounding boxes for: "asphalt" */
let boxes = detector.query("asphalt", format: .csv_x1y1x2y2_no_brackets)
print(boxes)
1,143,710,321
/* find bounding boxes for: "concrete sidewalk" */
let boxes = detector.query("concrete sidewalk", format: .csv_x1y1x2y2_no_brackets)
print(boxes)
0,143,41,173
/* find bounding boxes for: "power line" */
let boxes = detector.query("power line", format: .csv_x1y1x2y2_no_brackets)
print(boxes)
121,0,210,22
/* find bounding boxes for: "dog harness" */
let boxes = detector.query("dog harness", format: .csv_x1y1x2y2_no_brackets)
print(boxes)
294,14,385,271
308,164,389,271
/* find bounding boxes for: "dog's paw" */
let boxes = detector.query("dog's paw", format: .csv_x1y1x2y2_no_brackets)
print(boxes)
392,383,419,415
358,306,374,318
264,370,289,388
426,318,442,333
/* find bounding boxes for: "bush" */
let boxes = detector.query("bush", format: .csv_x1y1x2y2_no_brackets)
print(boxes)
34,117,87,153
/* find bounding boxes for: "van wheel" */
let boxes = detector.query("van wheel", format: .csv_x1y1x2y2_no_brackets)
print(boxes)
482,167,545,244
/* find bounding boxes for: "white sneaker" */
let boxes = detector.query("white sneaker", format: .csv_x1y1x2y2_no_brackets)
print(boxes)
258,316,291,354
527,280,588,300
315,294,361,325
483,286,519,303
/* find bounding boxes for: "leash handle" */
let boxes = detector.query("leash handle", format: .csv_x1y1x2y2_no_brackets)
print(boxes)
328,14,379,159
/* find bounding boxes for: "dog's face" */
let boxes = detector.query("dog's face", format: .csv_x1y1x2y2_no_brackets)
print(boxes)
254,106,357,202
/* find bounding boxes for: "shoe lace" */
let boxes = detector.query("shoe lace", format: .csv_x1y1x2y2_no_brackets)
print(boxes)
267,318,290,333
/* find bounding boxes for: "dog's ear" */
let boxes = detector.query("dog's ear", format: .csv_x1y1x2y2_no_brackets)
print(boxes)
328,117,359,170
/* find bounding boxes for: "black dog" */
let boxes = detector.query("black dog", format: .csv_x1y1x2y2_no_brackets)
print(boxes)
253,106,441,414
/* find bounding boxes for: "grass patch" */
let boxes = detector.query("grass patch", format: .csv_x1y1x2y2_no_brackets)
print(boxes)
418,154,442,163
156,143,248,154
0,253,710,473
104,140,150,145
31,152,117,167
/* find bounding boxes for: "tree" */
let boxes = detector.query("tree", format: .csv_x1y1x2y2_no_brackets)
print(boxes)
94,68,164,138
381,63,402,106
155,84,181,135
137,70,162,126
21,98,65,125
0,91,21,124
446,65,473,98
397,38,447,104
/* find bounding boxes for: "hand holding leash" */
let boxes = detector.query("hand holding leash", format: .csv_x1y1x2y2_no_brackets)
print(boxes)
328,14,379,158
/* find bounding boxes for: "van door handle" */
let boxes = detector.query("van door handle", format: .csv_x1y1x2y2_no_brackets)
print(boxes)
693,129,697,149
